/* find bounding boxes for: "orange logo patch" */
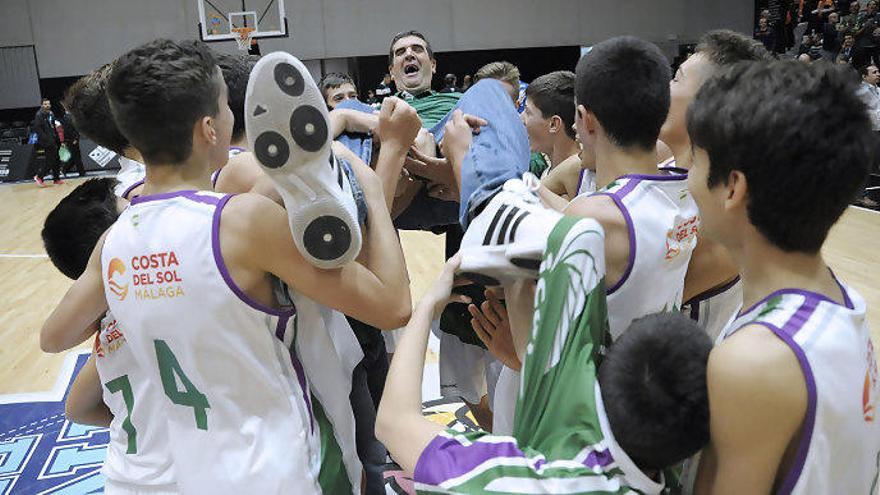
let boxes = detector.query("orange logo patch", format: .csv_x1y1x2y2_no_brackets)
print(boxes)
107,257,129,301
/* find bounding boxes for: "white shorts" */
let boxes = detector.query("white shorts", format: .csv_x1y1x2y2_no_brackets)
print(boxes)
438,332,502,406
490,366,520,435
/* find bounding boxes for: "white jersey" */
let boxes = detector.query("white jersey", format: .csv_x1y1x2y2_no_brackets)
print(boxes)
94,312,176,493
101,190,322,494
597,174,699,338
576,168,597,196
722,283,880,493
114,156,146,198
682,277,742,342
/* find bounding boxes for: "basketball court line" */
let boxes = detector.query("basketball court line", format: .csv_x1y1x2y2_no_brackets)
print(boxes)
0,253,48,258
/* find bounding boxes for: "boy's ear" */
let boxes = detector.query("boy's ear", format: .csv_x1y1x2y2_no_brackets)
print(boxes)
549,115,563,135
725,170,748,212
196,116,218,146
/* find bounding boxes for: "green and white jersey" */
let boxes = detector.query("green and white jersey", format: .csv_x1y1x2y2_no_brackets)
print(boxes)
413,216,666,494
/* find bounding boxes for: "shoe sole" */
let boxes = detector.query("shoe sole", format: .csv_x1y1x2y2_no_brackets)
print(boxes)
245,52,361,269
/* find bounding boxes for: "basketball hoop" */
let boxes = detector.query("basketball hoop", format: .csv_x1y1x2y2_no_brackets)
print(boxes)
231,27,255,51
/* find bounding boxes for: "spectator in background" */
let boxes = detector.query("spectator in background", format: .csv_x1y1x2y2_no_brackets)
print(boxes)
440,73,459,93
462,74,473,91
798,33,816,55
823,12,843,57
319,72,359,110
842,0,862,30
855,21,880,66
365,89,378,105
857,64,880,131
375,73,393,103
58,101,84,177
755,16,776,50
31,98,62,186
768,0,797,52
856,64,880,207
840,32,856,61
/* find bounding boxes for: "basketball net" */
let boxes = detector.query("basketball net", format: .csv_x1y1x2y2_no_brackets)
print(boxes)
231,27,255,51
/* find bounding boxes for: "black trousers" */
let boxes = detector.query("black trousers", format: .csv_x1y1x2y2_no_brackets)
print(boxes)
36,144,60,180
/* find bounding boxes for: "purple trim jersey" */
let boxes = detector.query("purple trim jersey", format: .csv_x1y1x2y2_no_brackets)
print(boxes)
101,190,324,494
682,276,742,343
722,282,880,494
595,174,699,339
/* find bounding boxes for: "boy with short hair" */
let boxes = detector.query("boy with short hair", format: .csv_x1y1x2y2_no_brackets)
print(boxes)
211,53,265,194
659,30,772,341
521,70,583,199
41,39,413,494
320,72,359,110
688,61,880,493
64,65,146,199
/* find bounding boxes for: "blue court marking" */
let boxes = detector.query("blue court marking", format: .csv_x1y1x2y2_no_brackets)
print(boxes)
0,352,108,494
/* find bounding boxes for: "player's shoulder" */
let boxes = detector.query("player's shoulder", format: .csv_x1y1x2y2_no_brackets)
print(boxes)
564,193,626,231
709,324,807,406
219,192,285,233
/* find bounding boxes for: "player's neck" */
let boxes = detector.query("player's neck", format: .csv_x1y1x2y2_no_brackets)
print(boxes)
735,235,842,310
122,147,144,164
549,138,579,169
141,156,213,196
230,135,249,151
667,138,692,169
594,140,659,188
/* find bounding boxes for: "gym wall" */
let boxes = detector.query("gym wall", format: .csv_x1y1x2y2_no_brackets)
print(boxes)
0,0,752,94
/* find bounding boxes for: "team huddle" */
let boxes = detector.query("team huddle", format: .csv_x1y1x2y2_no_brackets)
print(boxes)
36,26,878,495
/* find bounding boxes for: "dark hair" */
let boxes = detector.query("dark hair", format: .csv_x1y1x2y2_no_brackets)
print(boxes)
216,53,258,142
42,178,121,279
696,30,773,67
444,73,457,86
688,61,873,252
575,36,671,150
388,30,433,64
41,97,50,103
64,64,130,154
860,63,878,76
599,312,712,470
319,72,356,100
525,71,577,140
107,39,221,164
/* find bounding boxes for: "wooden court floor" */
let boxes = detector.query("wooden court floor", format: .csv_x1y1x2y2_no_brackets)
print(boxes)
0,176,878,395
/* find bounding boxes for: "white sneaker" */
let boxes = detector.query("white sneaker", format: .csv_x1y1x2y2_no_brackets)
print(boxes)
457,174,563,286
245,52,361,269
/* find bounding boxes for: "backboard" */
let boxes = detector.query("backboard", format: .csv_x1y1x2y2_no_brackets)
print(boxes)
197,0,288,42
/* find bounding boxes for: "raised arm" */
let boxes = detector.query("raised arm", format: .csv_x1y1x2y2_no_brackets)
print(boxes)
372,97,422,211
376,256,469,473
223,161,412,329
329,108,379,139
41,232,109,352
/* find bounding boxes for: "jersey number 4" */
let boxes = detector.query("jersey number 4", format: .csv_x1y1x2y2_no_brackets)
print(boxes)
155,339,211,430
